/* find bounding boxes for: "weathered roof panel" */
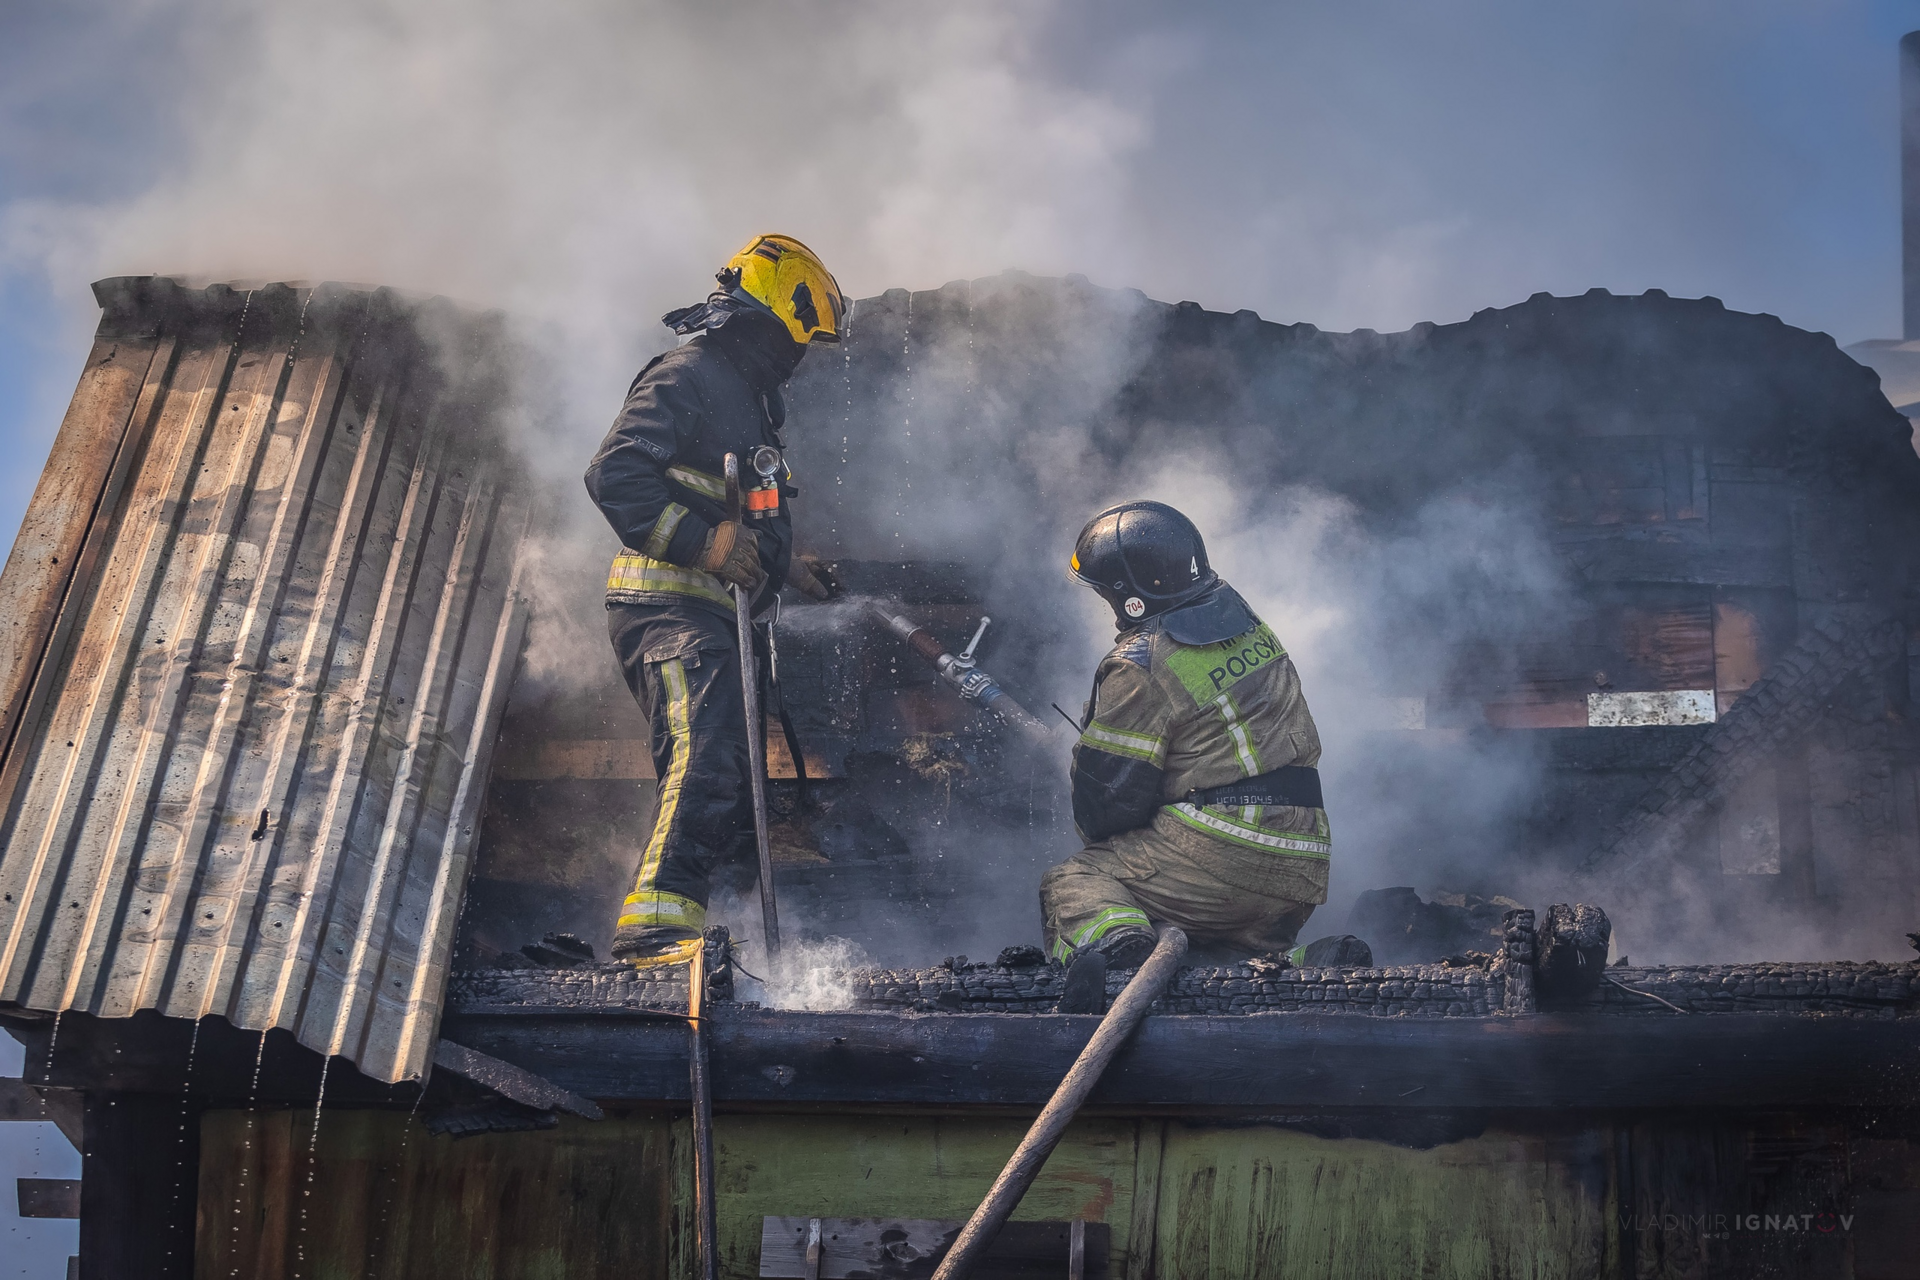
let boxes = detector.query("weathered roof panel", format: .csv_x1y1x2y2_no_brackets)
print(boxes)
0,277,528,1083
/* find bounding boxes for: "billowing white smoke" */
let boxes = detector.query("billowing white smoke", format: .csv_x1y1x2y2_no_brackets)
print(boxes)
2,2,1891,970
747,935,873,1012
3,0,1152,482
1201,481,1571,921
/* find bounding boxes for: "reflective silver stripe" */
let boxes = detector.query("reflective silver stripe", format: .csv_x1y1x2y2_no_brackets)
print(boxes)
1080,720,1166,766
666,464,726,501
1212,692,1262,821
1167,802,1331,859
617,891,706,929
1213,693,1260,776
607,553,732,608
639,502,690,559
1053,906,1152,961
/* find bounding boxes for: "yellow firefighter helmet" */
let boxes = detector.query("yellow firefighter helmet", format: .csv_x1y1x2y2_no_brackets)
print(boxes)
720,234,850,345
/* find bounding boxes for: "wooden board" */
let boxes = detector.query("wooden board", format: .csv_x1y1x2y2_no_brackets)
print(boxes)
22,1005,1920,1113
187,1108,1920,1280
16,1178,78,1219
758,1217,1110,1279
196,1109,680,1280
439,1008,1920,1112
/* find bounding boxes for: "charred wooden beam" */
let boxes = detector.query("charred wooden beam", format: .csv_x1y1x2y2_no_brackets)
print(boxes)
435,1009,1918,1112
5,1010,402,1110
16,1178,78,1219
0,1076,82,1147
16,1003,1920,1115
433,1039,603,1121
80,1091,196,1280
449,957,1920,1019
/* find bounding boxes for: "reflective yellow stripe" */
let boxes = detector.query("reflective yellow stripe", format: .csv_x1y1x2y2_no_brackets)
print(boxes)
1167,802,1331,859
629,659,697,898
1080,720,1166,766
1052,906,1152,961
617,890,708,930
666,464,726,501
639,502,690,559
607,553,733,608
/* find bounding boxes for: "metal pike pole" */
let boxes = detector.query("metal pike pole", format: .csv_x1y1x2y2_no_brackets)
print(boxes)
688,940,719,1280
724,453,781,957
930,926,1189,1280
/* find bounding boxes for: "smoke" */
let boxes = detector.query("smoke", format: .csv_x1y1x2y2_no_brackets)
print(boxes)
6,0,1905,439
3,2,1912,972
720,275,1595,969
1203,484,1573,921
3,0,1163,479
737,935,873,1012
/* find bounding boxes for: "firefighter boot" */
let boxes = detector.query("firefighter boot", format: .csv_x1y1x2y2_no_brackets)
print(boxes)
1059,949,1108,1015
1097,927,1157,970
1293,934,1373,968
611,923,702,969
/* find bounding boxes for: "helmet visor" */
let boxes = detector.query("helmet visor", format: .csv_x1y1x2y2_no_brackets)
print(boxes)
1066,549,1107,590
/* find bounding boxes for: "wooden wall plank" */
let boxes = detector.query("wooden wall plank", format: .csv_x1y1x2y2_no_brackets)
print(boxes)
197,1108,687,1280
1152,1124,1607,1280
184,1105,1900,1280
82,1090,197,1280
433,1009,1920,1112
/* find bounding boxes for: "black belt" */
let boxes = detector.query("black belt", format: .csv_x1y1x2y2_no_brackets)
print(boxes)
1184,765,1322,810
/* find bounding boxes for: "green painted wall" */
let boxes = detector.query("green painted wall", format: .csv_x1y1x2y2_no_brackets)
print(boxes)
1151,1126,1610,1280
197,1108,1902,1279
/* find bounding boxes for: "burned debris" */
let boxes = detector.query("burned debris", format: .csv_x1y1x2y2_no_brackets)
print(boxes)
518,931,597,968
1345,886,1519,964
1536,901,1613,999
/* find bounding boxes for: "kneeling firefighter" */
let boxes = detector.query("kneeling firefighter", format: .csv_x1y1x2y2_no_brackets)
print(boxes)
584,234,845,967
1043,502,1333,989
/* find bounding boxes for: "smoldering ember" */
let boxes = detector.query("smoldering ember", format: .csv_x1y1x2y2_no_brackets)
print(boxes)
0,171,1919,1280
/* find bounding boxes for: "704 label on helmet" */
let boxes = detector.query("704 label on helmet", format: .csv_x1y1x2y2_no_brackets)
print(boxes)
1124,596,1146,618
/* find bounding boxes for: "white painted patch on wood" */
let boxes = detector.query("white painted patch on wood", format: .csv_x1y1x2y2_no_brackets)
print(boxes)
1586,689,1717,727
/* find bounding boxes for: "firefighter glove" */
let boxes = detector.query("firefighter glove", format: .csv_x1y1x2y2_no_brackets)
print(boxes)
786,553,837,601
696,520,767,593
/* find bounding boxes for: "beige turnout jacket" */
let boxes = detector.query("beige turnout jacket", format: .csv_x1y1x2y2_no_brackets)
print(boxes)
1069,612,1331,904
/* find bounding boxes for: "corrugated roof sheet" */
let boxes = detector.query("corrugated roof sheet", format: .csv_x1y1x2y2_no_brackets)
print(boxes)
0,277,529,1083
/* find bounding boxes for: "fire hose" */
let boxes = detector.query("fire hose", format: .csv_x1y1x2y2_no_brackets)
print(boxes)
865,603,1053,744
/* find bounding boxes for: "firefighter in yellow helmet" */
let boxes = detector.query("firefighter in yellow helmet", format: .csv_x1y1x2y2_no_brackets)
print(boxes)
584,234,848,967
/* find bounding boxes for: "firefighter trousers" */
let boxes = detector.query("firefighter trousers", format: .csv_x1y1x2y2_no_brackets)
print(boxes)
1040,808,1320,961
608,602,758,941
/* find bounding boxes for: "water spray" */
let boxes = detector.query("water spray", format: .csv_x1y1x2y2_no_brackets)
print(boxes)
864,603,1053,744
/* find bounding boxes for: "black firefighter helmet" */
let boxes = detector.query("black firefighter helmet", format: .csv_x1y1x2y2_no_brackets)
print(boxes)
1067,500,1200,615
1070,501,1257,643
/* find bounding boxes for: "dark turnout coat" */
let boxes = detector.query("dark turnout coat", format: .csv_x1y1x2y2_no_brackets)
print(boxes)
584,334,794,620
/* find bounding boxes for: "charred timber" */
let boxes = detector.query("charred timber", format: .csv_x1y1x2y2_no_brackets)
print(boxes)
446,959,1920,1019
16,1005,1920,1114
430,1009,1920,1112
